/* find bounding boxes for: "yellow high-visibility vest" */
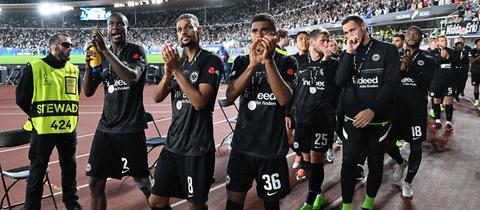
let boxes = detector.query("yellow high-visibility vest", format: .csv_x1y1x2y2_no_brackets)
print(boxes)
30,60,79,134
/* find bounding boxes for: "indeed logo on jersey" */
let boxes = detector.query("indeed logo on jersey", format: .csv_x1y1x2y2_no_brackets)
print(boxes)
401,77,417,86
108,79,130,93
440,63,451,69
247,92,277,111
302,79,325,89
353,76,379,88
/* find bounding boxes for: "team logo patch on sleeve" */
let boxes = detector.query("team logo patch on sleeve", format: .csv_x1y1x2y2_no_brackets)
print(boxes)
133,53,139,59
208,67,216,75
287,69,295,75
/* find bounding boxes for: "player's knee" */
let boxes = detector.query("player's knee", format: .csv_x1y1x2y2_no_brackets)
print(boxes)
149,194,170,208
226,190,246,204
263,199,280,210
310,151,324,163
89,177,106,195
188,203,208,210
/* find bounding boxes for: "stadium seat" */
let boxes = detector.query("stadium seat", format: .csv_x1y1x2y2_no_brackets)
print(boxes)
146,65,160,84
217,98,238,147
0,129,57,210
5,67,20,85
144,112,166,170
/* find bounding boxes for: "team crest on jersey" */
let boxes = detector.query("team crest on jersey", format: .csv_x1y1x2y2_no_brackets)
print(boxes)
372,53,380,61
189,71,199,83
417,60,424,66
430,92,435,97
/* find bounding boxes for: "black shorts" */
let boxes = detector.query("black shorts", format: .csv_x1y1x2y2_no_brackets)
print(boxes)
472,72,480,86
151,149,215,204
294,122,334,153
226,150,290,201
389,111,427,143
430,84,454,98
86,130,149,179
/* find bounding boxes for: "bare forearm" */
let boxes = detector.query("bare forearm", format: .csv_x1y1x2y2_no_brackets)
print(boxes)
102,49,139,85
173,71,213,111
83,68,98,97
264,59,292,105
152,76,171,103
226,65,256,104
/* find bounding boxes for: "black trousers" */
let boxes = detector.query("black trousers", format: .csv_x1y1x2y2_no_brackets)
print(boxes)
455,66,469,96
24,131,79,210
341,120,391,203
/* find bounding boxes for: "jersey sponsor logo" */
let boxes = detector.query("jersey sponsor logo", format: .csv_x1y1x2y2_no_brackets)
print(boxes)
401,77,417,86
372,53,380,61
440,63,451,69
189,71,199,83
109,79,130,93
257,92,277,101
301,79,325,88
354,76,379,88
417,60,425,66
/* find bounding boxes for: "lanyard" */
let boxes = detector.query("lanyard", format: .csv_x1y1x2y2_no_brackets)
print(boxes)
307,53,321,84
182,49,203,73
353,41,373,73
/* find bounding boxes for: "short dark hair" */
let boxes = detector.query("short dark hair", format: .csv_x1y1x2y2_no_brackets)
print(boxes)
251,13,276,32
278,29,289,38
475,38,480,45
309,28,329,40
109,12,129,26
49,33,69,46
407,26,423,38
177,13,200,27
296,31,309,37
341,15,365,26
393,33,405,40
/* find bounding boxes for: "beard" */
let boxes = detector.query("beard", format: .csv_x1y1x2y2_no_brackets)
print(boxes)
57,51,70,61
406,41,421,49
179,35,198,48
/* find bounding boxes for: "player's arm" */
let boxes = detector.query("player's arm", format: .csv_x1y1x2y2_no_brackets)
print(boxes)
226,41,262,104
162,45,221,110
336,52,355,86
92,30,144,86
368,45,400,114
262,36,293,106
469,51,480,63
152,66,172,103
15,64,33,115
83,50,101,97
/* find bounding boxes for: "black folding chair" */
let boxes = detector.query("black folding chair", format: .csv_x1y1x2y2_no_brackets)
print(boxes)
5,68,20,85
144,112,166,170
0,129,57,210
217,98,239,146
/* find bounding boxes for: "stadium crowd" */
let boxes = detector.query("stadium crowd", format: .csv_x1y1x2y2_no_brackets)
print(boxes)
0,0,477,52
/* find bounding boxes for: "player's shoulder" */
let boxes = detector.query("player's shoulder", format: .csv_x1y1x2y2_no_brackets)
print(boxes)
201,49,222,63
